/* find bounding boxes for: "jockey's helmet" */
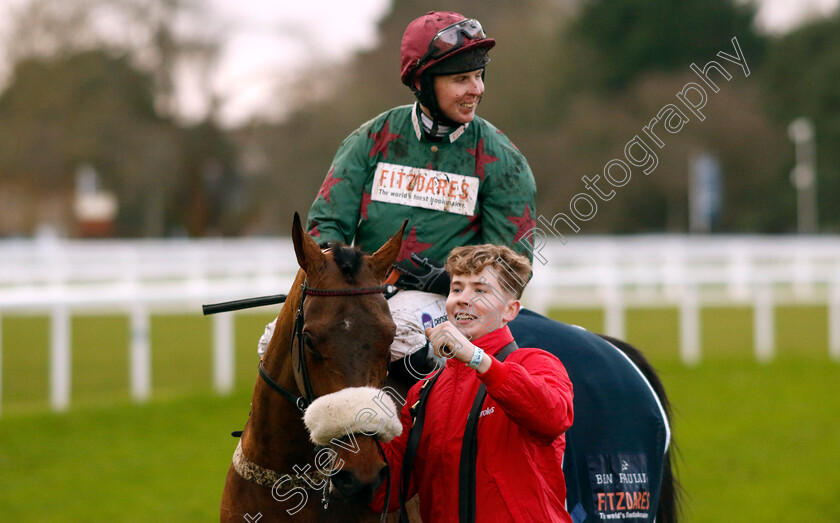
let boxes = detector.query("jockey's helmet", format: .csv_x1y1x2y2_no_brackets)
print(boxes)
400,12,495,122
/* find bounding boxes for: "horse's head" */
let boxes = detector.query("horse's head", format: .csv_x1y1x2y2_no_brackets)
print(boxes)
290,213,406,504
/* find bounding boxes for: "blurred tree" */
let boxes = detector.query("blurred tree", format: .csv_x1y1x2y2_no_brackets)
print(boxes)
0,50,179,235
532,73,790,233
570,0,765,90
762,12,840,231
512,0,792,233
2,0,220,121
176,118,242,236
0,0,241,237
0,49,239,236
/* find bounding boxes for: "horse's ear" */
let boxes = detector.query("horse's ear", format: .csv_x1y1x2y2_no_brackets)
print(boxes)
292,212,326,272
369,220,408,281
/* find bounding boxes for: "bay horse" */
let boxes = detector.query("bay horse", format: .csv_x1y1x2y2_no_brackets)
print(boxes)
220,213,407,522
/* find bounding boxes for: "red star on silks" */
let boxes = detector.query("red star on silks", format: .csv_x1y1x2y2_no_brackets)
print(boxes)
308,224,320,237
368,121,401,159
466,138,499,181
507,205,535,244
396,227,434,263
459,213,482,236
360,191,372,220
316,166,342,204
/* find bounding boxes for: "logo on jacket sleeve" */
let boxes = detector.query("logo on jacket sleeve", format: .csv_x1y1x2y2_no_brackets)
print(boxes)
372,162,479,216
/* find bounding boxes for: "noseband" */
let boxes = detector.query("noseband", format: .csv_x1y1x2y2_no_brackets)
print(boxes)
259,281,395,413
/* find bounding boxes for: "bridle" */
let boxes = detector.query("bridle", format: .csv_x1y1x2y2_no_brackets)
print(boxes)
258,281,395,413
256,279,396,519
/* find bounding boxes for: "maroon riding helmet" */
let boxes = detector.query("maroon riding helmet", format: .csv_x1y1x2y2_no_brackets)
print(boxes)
400,11,496,125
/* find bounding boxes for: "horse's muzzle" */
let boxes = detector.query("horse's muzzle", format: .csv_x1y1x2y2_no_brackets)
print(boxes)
330,464,389,504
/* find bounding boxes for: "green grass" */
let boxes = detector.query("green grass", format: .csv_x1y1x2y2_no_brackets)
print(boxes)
0,389,251,522
0,312,276,414
658,357,840,522
1,307,839,521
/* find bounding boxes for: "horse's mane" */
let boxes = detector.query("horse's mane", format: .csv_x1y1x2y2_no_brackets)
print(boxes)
329,242,364,283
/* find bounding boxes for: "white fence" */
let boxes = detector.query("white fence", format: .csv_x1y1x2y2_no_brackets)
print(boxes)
1,235,839,414
528,235,840,366
0,238,300,415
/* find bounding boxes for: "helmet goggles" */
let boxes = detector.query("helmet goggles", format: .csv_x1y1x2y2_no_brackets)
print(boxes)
418,19,486,67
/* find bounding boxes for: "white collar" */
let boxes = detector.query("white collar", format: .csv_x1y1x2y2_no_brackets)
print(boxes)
411,102,470,143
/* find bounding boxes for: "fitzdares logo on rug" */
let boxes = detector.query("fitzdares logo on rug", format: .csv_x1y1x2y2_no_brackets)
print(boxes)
372,162,479,216
587,453,651,520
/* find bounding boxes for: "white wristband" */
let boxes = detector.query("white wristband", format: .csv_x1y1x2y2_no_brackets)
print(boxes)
466,347,485,370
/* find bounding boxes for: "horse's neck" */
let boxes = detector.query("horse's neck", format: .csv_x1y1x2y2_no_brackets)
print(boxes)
242,270,315,471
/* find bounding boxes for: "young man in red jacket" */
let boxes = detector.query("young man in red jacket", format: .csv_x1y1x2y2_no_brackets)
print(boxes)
373,244,574,522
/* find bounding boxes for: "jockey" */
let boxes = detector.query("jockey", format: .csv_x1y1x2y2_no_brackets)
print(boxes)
259,11,537,373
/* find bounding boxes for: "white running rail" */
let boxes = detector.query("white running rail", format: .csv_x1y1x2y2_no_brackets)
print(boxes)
1,235,839,414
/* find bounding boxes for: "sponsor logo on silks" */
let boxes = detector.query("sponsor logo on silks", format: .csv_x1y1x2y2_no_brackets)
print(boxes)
479,406,495,417
371,162,479,216
421,312,448,330
587,453,651,521
421,313,434,331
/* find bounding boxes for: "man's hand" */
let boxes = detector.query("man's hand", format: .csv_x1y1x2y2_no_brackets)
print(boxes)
425,321,475,364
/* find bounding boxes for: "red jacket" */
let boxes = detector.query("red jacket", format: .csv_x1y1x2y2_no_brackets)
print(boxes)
374,325,574,522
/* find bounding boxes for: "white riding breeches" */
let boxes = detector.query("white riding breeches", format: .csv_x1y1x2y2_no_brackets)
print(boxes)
257,290,447,362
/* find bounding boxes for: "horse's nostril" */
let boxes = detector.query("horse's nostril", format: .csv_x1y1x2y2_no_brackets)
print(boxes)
331,470,356,492
331,468,387,504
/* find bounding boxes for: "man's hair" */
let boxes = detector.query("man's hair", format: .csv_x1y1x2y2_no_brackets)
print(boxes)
445,244,532,299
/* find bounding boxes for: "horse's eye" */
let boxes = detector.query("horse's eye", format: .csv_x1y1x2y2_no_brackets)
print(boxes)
302,333,324,360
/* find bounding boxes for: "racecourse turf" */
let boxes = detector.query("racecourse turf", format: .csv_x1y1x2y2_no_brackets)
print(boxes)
1,309,838,522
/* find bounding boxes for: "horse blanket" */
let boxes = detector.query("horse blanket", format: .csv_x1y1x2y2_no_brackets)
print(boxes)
508,309,670,523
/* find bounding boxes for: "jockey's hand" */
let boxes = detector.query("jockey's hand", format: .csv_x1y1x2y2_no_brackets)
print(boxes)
395,253,450,295
425,321,475,365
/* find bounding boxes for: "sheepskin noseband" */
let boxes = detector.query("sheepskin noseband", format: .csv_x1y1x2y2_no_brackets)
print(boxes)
303,386,403,446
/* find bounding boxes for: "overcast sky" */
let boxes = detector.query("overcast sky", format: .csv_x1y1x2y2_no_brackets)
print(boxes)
0,0,837,126
198,0,391,125
207,0,840,126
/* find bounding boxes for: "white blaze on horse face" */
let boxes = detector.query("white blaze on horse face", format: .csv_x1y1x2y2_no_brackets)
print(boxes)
342,319,352,331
